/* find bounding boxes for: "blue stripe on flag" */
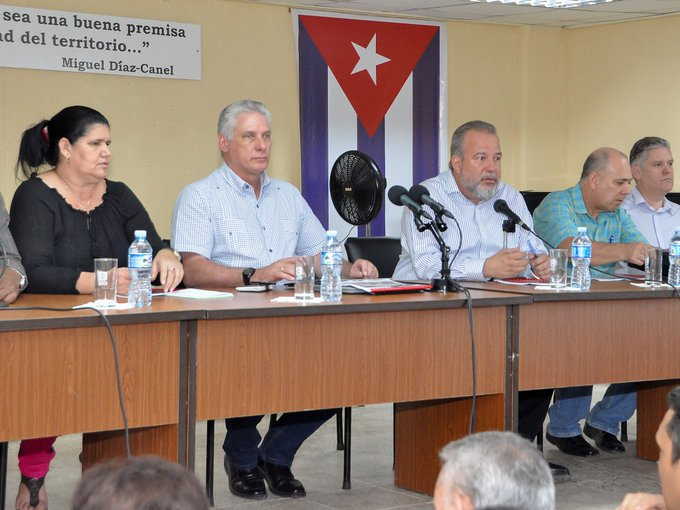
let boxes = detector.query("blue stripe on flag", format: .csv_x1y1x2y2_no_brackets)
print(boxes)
357,119,386,236
299,21,329,229
412,31,440,186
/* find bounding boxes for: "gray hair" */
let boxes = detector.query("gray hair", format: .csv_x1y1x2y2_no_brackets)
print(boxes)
217,99,272,139
629,136,671,167
580,147,627,180
438,431,555,510
667,386,680,464
450,120,497,158
72,456,209,510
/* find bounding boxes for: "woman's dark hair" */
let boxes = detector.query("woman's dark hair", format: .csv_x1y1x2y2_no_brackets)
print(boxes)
16,105,109,179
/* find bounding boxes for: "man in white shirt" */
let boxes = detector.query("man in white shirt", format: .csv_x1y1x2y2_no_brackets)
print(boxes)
393,120,550,281
394,120,563,474
622,137,679,248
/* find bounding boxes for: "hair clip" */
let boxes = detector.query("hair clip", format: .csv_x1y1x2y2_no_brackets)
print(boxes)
41,125,49,143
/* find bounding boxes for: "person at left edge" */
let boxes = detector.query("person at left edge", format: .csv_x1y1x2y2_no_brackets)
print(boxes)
171,99,377,500
0,193,27,304
10,105,184,510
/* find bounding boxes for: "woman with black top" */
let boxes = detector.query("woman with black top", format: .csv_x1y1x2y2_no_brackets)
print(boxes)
10,105,183,510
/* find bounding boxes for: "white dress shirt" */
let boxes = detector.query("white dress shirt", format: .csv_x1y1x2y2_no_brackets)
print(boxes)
392,171,544,281
172,163,326,268
620,187,680,248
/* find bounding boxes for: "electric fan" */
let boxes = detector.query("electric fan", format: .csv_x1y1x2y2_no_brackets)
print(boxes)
329,150,386,234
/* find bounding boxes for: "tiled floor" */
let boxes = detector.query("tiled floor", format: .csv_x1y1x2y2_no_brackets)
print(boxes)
2,386,662,509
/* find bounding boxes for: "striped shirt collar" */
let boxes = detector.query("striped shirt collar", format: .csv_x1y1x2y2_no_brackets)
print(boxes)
218,162,271,196
629,187,680,215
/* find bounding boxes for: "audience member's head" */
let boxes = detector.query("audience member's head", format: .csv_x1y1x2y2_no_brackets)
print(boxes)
71,456,209,510
579,147,633,214
657,387,680,510
629,136,674,199
618,387,680,510
434,431,555,510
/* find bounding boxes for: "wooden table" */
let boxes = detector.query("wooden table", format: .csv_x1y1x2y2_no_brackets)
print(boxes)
0,293,205,468
191,289,530,494
0,289,528,498
464,280,680,460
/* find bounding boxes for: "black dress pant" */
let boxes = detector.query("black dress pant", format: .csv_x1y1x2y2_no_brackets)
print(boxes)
518,389,554,442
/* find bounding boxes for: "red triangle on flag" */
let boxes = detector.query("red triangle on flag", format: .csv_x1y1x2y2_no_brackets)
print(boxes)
300,15,438,137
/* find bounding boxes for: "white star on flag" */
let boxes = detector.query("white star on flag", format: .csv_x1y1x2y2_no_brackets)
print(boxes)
350,33,391,85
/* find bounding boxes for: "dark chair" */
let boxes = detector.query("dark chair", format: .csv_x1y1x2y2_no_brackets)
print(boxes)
1,442,7,510
520,191,549,215
344,237,401,278
667,192,680,206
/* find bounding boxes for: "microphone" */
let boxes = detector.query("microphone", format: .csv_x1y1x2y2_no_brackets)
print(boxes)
409,184,455,219
493,199,531,232
388,185,433,221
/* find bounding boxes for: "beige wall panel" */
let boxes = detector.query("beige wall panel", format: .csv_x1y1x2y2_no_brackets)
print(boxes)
565,15,680,191
0,0,300,239
3,0,680,239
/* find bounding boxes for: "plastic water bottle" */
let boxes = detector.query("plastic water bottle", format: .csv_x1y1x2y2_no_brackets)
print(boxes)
570,227,592,291
128,230,153,307
320,230,343,303
668,228,680,286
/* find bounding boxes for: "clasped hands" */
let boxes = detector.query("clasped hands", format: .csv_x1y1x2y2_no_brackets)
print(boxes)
483,248,550,280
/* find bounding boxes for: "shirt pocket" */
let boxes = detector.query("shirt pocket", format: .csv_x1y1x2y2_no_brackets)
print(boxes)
278,218,300,252
218,218,260,254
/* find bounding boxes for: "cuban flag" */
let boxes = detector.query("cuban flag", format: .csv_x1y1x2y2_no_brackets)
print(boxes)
294,11,448,237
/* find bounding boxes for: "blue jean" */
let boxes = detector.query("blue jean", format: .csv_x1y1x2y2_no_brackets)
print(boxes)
223,409,337,469
547,383,636,437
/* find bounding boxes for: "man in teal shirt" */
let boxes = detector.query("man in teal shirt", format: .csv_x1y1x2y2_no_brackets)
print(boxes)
533,147,650,458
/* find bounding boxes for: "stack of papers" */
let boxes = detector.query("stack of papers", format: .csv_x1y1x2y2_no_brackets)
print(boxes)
342,278,432,294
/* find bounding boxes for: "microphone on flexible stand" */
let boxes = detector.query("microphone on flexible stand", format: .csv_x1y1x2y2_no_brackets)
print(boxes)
388,185,433,222
493,199,555,249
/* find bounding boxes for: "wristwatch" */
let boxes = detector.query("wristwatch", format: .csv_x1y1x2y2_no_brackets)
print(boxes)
242,267,256,285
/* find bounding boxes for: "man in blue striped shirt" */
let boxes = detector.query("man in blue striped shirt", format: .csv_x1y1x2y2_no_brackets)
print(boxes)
393,121,550,281
393,120,560,473
172,100,376,500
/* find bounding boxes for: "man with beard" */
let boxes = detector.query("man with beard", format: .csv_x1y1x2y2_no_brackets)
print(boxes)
393,120,559,473
393,120,549,282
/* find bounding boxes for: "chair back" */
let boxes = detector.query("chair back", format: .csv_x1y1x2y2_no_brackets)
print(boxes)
667,192,680,206
520,191,549,215
344,236,401,278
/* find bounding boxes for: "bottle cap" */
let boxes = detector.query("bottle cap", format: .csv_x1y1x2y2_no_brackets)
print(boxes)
326,230,338,237
577,226,587,233
134,230,147,239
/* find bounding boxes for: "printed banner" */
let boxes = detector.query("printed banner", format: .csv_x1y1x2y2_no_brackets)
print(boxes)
0,4,201,80
294,10,447,237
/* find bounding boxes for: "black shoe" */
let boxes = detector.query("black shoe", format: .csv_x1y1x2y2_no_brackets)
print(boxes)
546,432,599,456
548,462,570,478
224,459,267,500
258,459,306,498
584,423,626,453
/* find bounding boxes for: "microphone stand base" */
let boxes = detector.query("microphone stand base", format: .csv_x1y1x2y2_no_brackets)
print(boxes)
430,278,464,293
